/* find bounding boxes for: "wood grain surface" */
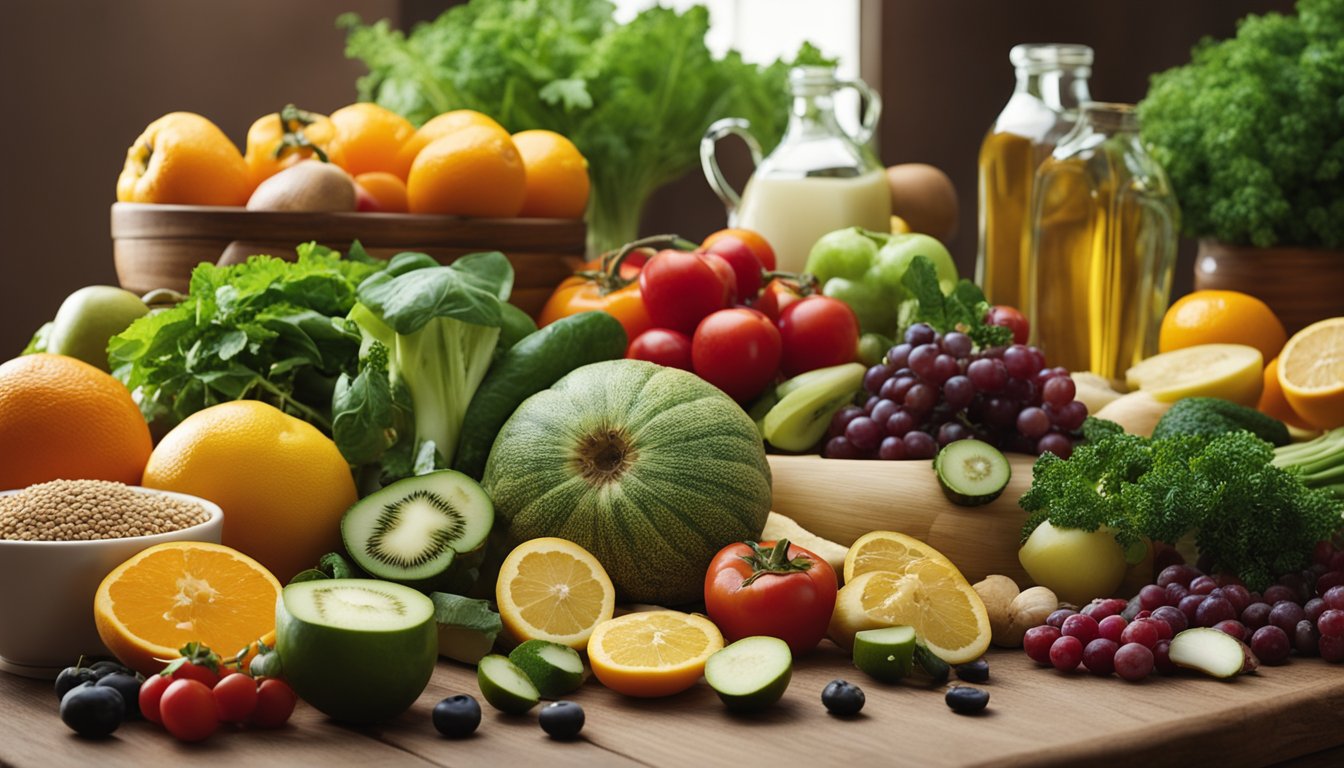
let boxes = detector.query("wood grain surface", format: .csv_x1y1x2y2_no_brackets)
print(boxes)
3,645,1343,767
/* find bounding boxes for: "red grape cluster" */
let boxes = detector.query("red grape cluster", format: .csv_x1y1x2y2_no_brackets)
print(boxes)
1023,541,1344,681
824,323,1087,461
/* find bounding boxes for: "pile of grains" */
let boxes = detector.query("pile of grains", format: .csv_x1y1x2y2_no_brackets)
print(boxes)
0,480,209,541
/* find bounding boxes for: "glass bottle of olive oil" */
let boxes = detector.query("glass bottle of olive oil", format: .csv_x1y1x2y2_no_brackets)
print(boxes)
1028,103,1179,380
977,44,1093,313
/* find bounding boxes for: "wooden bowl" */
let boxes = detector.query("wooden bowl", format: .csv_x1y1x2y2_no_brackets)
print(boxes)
110,203,587,317
1195,239,1344,336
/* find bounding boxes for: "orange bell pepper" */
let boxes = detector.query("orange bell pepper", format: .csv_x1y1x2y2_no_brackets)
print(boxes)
538,246,655,342
243,104,343,189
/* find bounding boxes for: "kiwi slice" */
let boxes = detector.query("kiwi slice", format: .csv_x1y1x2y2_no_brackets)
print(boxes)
341,470,494,584
933,439,1011,506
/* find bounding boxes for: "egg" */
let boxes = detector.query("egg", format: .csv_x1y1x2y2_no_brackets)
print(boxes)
885,163,959,244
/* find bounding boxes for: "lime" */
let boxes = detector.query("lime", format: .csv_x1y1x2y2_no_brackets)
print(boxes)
703,636,793,712
852,626,916,683
508,640,584,698
476,654,540,714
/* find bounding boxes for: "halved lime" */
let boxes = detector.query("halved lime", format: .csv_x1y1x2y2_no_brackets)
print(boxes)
508,639,584,698
476,654,540,714
703,636,792,712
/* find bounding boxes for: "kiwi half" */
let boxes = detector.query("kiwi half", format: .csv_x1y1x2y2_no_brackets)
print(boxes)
341,470,494,583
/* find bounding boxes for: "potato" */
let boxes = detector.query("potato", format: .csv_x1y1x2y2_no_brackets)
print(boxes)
1093,390,1173,437
247,159,357,212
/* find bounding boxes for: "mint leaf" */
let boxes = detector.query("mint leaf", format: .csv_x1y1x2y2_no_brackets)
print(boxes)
899,256,948,329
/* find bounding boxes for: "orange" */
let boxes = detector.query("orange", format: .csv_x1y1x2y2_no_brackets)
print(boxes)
94,541,281,676
495,537,615,650
512,129,590,219
407,125,527,217
116,112,250,206
328,102,416,178
586,611,724,697
1258,357,1315,430
354,171,409,213
141,400,357,583
1277,317,1344,430
1158,290,1288,362
393,109,507,179
0,354,151,490
243,104,343,189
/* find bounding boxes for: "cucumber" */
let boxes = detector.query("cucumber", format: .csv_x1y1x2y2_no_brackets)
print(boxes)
454,311,627,480
508,640,584,698
933,439,1011,506
704,636,793,712
852,625,916,683
477,654,541,714
913,641,951,684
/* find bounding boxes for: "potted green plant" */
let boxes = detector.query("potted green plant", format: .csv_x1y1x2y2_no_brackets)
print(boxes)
1138,0,1344,334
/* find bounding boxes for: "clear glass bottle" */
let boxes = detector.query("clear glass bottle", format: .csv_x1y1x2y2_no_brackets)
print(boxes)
1029,102,1180,380
702,66,890,274
977,44,1094,313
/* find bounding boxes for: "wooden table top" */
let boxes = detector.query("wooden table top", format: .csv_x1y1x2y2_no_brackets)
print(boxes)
3,644,1344,767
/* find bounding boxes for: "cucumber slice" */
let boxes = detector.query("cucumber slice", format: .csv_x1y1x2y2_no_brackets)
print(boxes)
913,641,951,684
508,640,584,698
341,470,494,584
933,439,1011,506
852,626,916,683
477,655,540,714
704,636,793,712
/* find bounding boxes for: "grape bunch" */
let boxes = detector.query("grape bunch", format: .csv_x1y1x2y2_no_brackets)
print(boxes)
824,322,1087,461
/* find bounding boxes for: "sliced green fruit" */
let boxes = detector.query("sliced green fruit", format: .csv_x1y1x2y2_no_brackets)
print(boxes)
508,639,584,698
933,439,1011,506
477,654,541,714
762,362,866,452
275,579,437,724
852,625,916,683
703,636,793,712
913,640,951,684
341,469,494,584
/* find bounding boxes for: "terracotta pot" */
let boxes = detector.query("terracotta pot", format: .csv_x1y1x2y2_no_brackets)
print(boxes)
1194,239,1344,336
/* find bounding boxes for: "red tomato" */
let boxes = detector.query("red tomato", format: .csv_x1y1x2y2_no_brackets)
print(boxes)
986,305,1030,345
691,308,782,402
777,296,861,377
704,539,838,656
139,673,172,725
702,228,776,271
754,278,805,323
250,679,298,729
627,328,693,371
213,672,259,723
701,233,766,302
160,679,220,742
639,249,737,334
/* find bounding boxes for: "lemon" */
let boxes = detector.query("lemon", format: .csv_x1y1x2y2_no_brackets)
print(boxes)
829,563,991,665
1278,318,1344,430
587,611,724,698
844,530,961,584
1124,343,1264,406
494,537,616,650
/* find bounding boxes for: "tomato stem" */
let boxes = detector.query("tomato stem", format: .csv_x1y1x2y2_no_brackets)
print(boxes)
738,538,814,587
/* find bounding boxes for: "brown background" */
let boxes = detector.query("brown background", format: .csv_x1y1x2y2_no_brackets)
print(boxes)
0,0,1293,356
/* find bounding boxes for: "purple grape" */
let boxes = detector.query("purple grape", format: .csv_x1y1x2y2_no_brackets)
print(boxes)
941,332,972,358
1015,407,1051,439
864,364,894,394
982,397,1017,429
1082,638,1118,676
886,343,912,369
905,323,936,346
829,405,864,438
1295,619,1320,656
1190,576,1218,595
879,376,915,403
1046,608,1077,629
1049,635,1083,672
930,354,960,385
1053,401,1088,431
870,398,900,426
1178,594,1207,623
1213,620,1248,642
1150,605,1188,635
1042,376,1077,407
904,384,937,414
1306,597,1327,624
1196,596,1237,628
943,376,975,410
885,410,916,437
1316,571,1344,596
1003,345,1034,379
1240,602,1272,630
824,436,860,459
878,436,907,461
1153,640,1176,675
1085,598,1129,621
1250,625,1291,665
1061,614,1100,644
1269,601,1306,634
980,346,1006,359
1322,634,1344,663
1004,376,1037,405
1138,584,1169,611
1324,585,1344,611
1157,564,1200,588
908,344,940,380
937,422,970,447
845,417,881,451
1036,433,1073,459
967,358,1007,392
902,431,937,459
1164,582,1190,605
1261,584,1298,606
1113,643,1154,682
1317,609,1344,638
1219,584,1252,614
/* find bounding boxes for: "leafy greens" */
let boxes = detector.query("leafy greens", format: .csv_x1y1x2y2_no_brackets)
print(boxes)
898,256,1014,349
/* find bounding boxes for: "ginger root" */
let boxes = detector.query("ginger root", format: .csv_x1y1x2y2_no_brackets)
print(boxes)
973,575,1059,647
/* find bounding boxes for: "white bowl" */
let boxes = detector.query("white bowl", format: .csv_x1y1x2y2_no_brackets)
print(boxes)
0,486,223,678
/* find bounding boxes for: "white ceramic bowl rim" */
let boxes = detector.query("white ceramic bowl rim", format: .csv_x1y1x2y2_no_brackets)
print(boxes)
0,485,223,548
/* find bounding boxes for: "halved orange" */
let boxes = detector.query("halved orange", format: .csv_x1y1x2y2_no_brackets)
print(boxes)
94,541,281,676
495,537,616,650
586,610,724,697
1278,318,1344,430
844,530,960,584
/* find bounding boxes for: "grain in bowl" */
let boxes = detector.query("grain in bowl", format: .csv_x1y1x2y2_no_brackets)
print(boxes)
0,479,208,541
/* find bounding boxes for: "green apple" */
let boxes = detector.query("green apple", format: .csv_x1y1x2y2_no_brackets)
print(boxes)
872,233,959,298
1017,521,1128,606
45,286,149,370
803,227,887,282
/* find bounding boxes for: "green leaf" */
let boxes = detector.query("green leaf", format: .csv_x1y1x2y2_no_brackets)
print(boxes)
451,251,514,301
332,342,393,466
355,255,512,333
899,256,949,329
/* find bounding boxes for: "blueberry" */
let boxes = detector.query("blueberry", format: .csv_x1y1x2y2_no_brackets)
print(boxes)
954,659,990,683
54,666,96,701
60,685,125,738
89,660,130,680
96,674,143,720
432,695,482,739
945,685,990,715
538,701,584,740
821,679,865,717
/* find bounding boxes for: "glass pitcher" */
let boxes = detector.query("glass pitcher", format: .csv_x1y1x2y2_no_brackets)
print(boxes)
1028,102,1179,380
977,43,1093,314
701,66,890,274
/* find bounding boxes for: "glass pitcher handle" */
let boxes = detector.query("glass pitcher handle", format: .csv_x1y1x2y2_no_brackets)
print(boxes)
836,77,882,146
700,118,763,214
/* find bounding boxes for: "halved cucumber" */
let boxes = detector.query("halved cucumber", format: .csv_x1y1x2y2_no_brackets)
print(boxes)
508,640,584,698
341,470,494,584
852,625,916,683
933,439,1011,506
704,636,793,712
477,655,541,714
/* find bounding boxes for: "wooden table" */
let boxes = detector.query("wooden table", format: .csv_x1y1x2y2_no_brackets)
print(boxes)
3,645,1344,767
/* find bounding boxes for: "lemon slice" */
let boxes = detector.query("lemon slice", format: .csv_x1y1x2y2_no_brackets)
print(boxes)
828,566,991,664
844,530,960,584
495,537,615,650
1124,343,1263,406
587,611,724,697
1278,318,1344,430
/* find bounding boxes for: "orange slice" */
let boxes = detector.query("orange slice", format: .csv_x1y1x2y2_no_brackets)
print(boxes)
495,537,616,650
586,610,724,697
93,541,281,676
1278,318,1344,430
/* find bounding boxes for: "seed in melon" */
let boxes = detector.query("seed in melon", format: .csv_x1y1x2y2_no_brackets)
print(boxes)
482,359,773,605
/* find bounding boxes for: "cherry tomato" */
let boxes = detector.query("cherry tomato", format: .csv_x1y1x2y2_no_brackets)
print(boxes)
691,308,782,402
639,249,737,334
250,679,298,729
212,672,259,723
159,679,220,742
986,305,1030,345
701,232,766,302
776,296,860,377
704,539,839,656
754,278,806,323
702,228,776,271
138,673,172,725
627,328,693,371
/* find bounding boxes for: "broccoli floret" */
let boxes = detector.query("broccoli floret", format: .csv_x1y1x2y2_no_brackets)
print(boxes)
1151,397,1290,446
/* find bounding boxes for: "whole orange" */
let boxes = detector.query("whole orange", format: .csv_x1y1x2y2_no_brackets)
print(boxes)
328,102,416,178
0,354,151,490
393,109,507,180
141,400,356,583
1158,290,1288,362
407,125,527,217
116,112,250,206
354,171,409,213
512,129,590,219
